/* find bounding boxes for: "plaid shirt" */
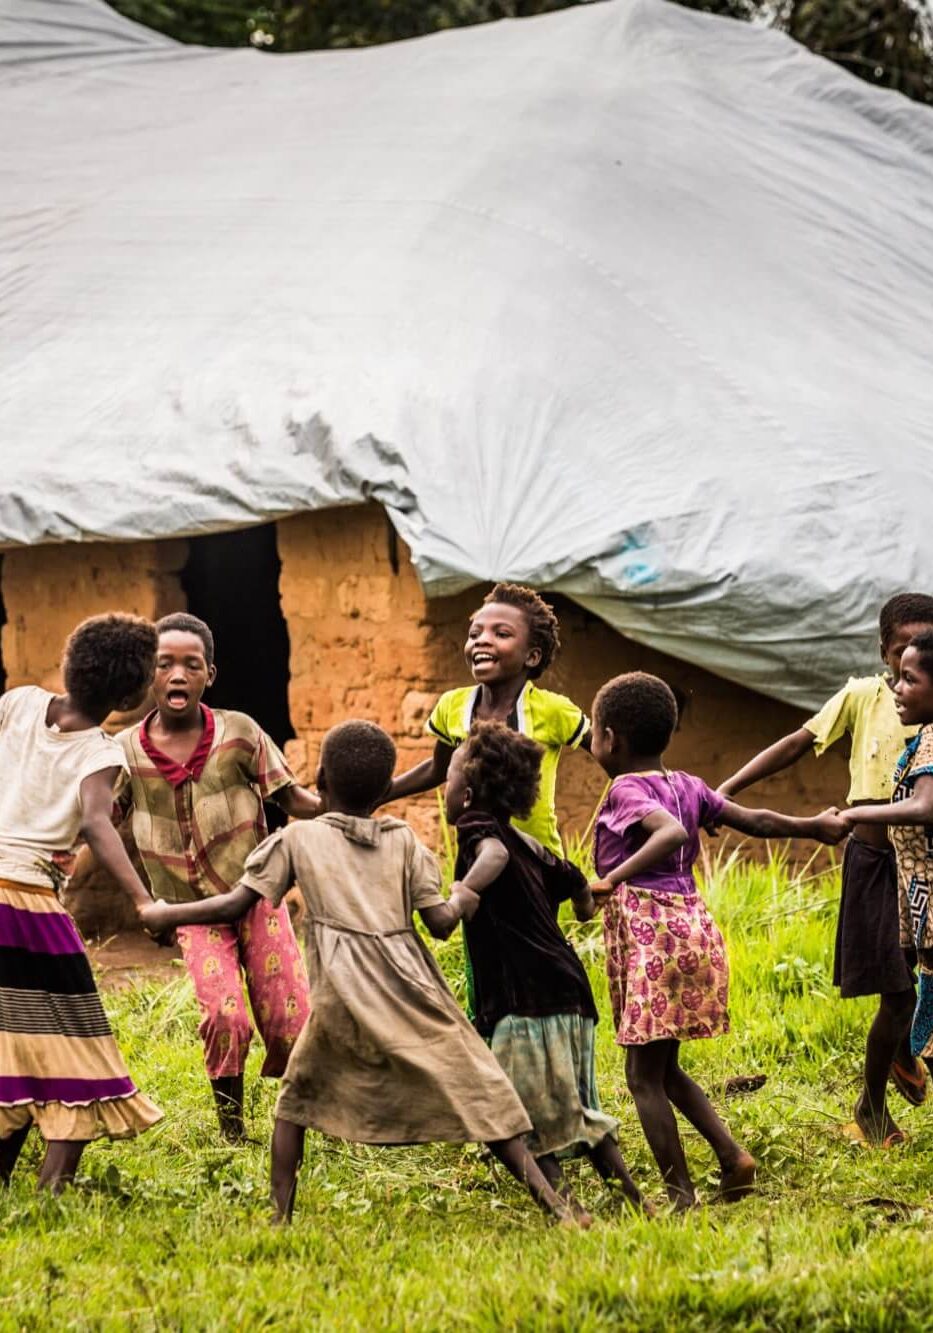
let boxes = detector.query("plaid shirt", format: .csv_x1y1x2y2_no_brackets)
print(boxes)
115,708,294,903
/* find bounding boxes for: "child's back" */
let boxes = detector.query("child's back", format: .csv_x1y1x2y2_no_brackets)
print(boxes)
240,814,532,1146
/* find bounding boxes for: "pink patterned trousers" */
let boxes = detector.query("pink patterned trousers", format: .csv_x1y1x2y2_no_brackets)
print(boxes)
176,896,310,1078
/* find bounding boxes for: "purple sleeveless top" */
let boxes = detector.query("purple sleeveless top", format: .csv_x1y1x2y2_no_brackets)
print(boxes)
594,771,724,895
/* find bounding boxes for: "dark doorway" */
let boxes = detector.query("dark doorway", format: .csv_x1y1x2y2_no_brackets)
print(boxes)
179,525,294,750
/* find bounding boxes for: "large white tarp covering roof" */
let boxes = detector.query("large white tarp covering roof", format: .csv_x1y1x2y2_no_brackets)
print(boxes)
2,0,932,708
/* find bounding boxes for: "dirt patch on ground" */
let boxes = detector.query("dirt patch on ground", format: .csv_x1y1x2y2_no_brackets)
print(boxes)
86,930,183,990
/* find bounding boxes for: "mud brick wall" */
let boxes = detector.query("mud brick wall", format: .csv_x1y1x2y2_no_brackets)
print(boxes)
277,505,850,853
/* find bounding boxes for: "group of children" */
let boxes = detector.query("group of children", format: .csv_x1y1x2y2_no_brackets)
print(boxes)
2,582,933,1225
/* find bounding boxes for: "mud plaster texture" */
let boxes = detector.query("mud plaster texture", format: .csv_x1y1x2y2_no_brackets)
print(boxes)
2,510,850,935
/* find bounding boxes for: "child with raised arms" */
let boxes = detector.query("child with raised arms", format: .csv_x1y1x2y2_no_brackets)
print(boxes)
589,672,845,1209
0,614,163,1192
141,719,579,1226
113,613,318,1142
446,720,646,1220
719,593,933,1145
837,632,933,1070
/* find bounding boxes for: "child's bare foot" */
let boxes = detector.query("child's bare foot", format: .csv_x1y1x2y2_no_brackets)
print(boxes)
854,1093,905,1147
715,1150,757,1202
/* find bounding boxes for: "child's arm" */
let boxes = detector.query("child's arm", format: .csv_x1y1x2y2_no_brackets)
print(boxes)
717,800,848,843
275,785,322,819
589,810,688,903
718,728,815,797
418,837,509,940
140,884,261,936
79,768,154,915
838,777,933,830
383,741,455,804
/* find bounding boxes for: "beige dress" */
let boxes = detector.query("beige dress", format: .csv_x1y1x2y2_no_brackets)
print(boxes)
240,814,532,1145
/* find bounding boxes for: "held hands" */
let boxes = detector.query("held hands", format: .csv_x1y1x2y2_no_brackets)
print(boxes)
812,807,849,845
448,880,482,923
587,877,618,910
139,898,176,946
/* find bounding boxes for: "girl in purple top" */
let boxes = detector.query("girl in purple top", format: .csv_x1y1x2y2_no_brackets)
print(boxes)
588,672,845,1210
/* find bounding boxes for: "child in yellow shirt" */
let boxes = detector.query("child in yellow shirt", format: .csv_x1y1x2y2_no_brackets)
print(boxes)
720,592,933,1145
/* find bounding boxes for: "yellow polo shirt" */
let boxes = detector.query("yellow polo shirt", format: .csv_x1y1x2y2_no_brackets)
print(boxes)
427,681,589,855
804,674,917,803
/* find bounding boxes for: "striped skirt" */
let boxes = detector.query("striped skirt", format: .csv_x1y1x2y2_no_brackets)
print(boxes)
0,881,163,1142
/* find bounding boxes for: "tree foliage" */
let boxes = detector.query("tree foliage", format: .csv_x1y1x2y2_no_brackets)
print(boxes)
108,0,933,104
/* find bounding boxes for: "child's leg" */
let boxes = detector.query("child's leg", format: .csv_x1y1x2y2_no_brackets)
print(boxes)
662,1043,755,1198
270,1117,305,1223
586,1135,645,1209
486,1137,589,1227
238,898,311,1078
625,1041,695,1209
535,1152,592,1221
176,922,253,1140
857,988,915,1142
37,1140,87,1193
0,1124,31,1185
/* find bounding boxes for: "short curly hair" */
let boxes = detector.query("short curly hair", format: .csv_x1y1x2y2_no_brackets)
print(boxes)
907,630,933,679
155,612,215,667
879,593,933,648
320,719,397,809
62,613,158,715
476,583,561,679
460,720,543,820
592,672,678,756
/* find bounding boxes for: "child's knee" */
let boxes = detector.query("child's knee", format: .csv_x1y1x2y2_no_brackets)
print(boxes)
202,998,252,1054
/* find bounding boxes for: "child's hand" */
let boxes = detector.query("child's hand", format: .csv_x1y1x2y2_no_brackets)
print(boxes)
813,807,849,845
139,899,175,944
588,877,618,904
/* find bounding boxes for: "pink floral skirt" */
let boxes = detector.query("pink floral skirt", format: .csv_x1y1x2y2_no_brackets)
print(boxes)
603,884,729,1045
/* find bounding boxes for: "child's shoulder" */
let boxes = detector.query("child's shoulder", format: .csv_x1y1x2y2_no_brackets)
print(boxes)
523,683,588,747
427,687,476,744
0,683,45,714
211,709,264,738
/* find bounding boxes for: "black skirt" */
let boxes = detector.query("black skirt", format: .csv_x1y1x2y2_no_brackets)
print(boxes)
833,837,915,998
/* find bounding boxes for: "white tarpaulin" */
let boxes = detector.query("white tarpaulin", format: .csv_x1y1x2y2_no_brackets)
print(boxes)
2,0,932,708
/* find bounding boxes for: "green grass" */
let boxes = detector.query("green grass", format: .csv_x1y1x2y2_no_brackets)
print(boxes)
4,846,933,1331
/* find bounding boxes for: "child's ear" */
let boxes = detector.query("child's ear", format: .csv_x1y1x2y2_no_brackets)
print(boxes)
525,645,543,672
604,726,618,754
315,764,327,792
206,664,218,688
463,784,474,809
879,638,889,667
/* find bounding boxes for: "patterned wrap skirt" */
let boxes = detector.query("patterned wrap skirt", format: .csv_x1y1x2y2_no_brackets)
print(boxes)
0,881,163,1142
489,1012,618,1159
603,884,730,1045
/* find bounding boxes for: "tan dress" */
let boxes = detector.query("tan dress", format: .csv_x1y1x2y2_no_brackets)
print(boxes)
240,814,532,1145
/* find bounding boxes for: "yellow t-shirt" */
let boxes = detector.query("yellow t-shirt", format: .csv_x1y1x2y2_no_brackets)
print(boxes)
427,682,589,855
804,674,917,803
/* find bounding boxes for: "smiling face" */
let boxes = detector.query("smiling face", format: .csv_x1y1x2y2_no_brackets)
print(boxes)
894,647,933,728
444,747,472,825
464,603,541,686
153,630,216,723
883,621,933,681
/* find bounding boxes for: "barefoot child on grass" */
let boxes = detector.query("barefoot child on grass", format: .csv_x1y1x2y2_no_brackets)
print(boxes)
588,672,846,1209
445,721,646,1221
719,593,933,1145
838,632,933,1073
114,613,318,1141
0,615,163,1192
141,720,577,1226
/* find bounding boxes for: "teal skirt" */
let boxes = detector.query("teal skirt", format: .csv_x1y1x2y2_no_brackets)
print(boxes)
489,1012,617,1159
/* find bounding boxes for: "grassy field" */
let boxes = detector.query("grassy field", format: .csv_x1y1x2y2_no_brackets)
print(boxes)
4,844,933,1331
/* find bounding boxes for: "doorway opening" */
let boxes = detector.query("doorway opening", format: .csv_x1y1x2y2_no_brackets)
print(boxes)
179,526,294,827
